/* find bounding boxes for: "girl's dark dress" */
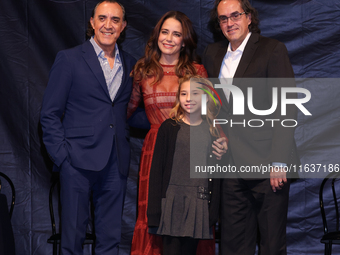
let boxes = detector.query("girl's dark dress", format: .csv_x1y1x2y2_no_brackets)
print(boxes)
156,121,213,239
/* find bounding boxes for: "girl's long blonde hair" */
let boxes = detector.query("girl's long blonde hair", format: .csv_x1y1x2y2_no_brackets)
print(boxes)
169,75,221,137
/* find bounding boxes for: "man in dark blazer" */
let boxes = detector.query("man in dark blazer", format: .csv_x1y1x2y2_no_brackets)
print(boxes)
203,0,300,254
40,1,136,254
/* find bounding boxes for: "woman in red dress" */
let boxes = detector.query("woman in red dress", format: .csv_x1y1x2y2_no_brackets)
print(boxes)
127,11,215,255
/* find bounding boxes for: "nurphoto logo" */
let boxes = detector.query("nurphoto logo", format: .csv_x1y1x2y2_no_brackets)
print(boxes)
200,78,312,128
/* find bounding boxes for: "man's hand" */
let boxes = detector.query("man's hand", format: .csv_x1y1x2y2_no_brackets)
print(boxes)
212,137,228,160
270,166,287,192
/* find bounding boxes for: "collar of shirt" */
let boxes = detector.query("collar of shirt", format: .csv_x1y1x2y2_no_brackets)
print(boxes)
89,37,124,101
219,32,252,101
226,32,252,59
90,37,121,65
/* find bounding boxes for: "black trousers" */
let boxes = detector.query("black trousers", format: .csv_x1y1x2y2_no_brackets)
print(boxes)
220,177,290,255
162,235,200,255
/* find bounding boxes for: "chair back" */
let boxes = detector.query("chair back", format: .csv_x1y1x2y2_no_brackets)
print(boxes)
49,177,60,236
0,172,15,219
320,171,340,234
47,176,95,255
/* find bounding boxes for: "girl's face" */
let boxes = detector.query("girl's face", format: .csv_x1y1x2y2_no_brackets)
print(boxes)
158,18,184,61
180,81,204,116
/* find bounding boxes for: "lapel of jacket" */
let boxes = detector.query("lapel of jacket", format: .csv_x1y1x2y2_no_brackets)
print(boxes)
234,33,259,78
213,40,229,77
214,40,231,113
82,41,111,100
112,45,128,102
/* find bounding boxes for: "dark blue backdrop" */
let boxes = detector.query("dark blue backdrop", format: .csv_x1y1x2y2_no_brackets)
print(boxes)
0,0,339,254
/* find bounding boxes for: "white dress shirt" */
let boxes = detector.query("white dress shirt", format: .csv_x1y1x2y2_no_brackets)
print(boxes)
219,32,251,101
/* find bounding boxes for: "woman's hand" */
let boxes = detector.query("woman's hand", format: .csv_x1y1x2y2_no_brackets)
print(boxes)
212,137,228,160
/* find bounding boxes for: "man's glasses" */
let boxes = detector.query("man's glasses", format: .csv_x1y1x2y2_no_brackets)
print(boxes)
218,12,246,24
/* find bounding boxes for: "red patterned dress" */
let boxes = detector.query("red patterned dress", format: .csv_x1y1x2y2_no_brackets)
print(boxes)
128,63,214,255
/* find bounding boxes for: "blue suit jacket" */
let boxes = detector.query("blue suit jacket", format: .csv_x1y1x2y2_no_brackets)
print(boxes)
40,40,136,176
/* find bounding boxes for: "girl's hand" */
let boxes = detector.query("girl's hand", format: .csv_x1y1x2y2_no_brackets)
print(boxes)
212,137,228,160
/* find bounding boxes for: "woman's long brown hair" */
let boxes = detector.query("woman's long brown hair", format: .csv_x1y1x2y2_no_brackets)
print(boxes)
132,11,199,85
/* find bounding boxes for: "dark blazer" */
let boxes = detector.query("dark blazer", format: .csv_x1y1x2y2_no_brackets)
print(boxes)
40,40,136,176
203,33,300,174
147,119,220,228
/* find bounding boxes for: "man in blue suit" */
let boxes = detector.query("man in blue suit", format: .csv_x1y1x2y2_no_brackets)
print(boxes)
40,1,136,254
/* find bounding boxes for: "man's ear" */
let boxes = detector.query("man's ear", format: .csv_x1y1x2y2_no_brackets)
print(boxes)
90,17,95,30
121,21,127,32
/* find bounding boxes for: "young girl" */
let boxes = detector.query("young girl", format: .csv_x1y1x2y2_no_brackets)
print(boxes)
147,75,226,255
